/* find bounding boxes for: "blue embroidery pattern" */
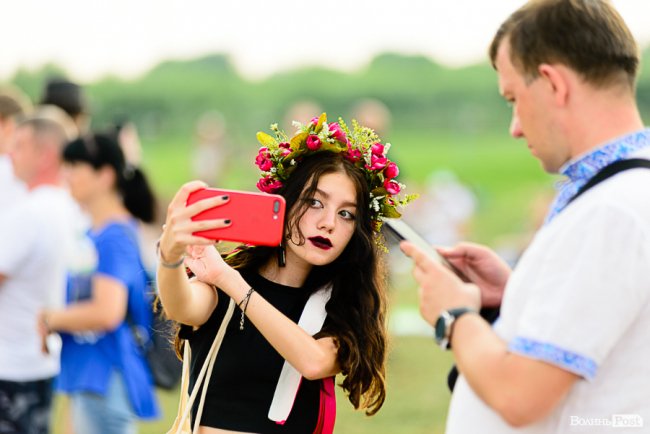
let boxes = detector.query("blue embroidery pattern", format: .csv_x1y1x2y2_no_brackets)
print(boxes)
545,128,650,223
509,337,597,380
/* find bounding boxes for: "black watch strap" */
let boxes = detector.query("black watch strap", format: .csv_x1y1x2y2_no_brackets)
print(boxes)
435,307,476,350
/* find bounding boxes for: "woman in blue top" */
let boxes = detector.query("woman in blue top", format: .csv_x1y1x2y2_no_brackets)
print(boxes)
38,133,159,434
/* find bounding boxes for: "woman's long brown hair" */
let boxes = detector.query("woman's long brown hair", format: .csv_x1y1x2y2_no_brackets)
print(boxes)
171,152,388,415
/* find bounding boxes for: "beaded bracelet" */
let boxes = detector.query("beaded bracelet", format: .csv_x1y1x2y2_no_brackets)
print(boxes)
238,287,255,330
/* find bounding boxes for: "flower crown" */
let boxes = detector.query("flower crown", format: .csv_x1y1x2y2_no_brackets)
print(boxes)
254,113,417,232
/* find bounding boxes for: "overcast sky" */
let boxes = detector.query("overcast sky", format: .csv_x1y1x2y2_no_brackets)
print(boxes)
3,0,650,83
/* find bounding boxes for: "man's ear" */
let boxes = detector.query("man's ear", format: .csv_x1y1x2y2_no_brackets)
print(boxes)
538,63,569,107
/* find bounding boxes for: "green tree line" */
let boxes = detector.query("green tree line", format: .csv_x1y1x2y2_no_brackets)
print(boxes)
8,48,650,144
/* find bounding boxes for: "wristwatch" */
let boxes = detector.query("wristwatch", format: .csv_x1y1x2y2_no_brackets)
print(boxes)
434,307,476,350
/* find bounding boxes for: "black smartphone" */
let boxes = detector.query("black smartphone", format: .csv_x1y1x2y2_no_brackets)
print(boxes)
383,218,459,273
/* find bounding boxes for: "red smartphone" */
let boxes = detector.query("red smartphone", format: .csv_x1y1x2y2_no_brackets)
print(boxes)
186,188,286,246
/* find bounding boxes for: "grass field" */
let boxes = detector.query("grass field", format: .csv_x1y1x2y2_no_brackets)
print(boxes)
130,338,455,434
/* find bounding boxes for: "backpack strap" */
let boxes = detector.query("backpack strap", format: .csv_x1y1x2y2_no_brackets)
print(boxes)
567,158,650,205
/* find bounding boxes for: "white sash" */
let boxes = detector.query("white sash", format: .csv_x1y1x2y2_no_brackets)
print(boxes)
268,283,333,423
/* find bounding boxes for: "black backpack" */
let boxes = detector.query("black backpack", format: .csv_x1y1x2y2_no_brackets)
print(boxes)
121,224,183,390
129,295,182,390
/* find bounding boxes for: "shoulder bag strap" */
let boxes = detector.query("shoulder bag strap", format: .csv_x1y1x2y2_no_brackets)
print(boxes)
172,297,236,434
567,158,650,205
166,343,192,434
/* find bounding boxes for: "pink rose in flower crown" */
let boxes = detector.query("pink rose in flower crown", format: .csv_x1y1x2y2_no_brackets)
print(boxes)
310,117,320,125
306,135,322,151
384,161,399,179
257,175,283,193
345,148,362,163
384,179,401,195
328,122,347,143
278,142,292,157
255,147,273,172
369,154,388,170
371,143,385,156
343,140,361,162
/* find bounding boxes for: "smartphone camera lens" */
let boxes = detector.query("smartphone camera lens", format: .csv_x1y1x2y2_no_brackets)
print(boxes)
273,200,281,213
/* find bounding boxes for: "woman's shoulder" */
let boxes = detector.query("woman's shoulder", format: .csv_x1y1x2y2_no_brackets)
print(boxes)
92,219,139,247
90,221,145,269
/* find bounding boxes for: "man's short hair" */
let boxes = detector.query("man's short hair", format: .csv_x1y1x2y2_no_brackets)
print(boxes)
0,86,32,120
19,105,78,150
489,0,639,89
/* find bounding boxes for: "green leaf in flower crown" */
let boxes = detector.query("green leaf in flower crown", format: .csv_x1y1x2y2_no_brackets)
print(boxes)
403,193,420,205
281,164,297,179
314,113,327,133
320,140,347,154
334,140,348,152
256,132,277,148
382,205,402,219
371,187,388,197
284,150,303,162
290,132,308,151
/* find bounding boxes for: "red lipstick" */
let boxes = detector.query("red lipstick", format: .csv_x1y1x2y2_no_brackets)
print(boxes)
308,236,333,250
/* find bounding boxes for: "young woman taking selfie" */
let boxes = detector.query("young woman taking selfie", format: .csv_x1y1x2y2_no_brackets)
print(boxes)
157,114,414,433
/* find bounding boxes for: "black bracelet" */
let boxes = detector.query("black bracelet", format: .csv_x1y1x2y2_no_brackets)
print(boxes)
156,240,185,269
238,287,255,330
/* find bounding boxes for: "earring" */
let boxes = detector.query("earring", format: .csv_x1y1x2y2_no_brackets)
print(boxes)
277,243,286,267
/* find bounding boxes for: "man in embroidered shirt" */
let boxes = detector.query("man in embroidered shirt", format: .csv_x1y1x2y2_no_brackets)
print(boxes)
401,1,650,433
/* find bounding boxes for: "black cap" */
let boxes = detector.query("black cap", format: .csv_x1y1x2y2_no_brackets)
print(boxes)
40,78,88,118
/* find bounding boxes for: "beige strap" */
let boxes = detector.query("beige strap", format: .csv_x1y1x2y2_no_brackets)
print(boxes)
172,297,236,434
173,344,192,433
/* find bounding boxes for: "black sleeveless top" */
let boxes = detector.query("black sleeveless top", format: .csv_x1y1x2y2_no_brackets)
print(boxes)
179,269,322,433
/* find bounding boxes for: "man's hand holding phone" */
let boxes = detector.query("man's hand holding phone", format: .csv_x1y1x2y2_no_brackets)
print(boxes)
435,243,512,308
399,240,481,326
383,219,463,276
384,219,511,311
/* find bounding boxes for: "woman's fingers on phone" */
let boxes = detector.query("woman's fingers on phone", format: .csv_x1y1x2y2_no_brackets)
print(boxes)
183,234,220,246
189,218,232,233
169,181,208,210
185,193,230,216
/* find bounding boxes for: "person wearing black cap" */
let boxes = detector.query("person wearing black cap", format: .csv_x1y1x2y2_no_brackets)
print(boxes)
40,78,88,136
